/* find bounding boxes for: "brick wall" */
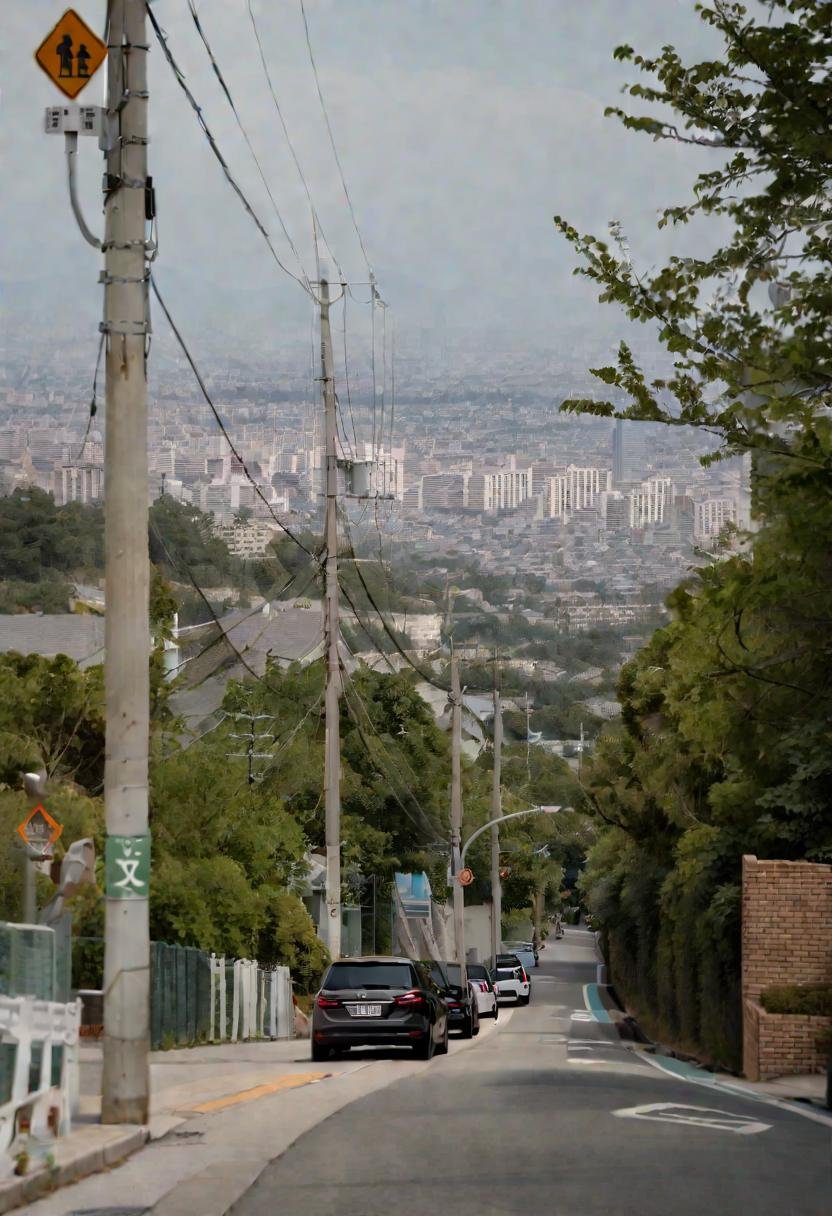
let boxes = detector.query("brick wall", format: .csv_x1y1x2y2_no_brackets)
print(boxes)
742,855,832,1080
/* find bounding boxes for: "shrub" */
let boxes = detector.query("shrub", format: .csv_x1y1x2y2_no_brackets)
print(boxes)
760,985,832,1017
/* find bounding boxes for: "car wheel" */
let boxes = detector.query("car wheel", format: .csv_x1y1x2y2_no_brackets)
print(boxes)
436,1022,449,1055
460,1010,474,1039
413,1029,436,1060
492,1002,499,1020
311,1042,330,1062
519,994,530,1006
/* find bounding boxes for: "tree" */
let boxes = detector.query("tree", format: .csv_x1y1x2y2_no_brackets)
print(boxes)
553,1,832,1069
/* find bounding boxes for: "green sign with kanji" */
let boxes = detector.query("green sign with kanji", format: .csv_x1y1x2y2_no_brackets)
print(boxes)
105,834,150,899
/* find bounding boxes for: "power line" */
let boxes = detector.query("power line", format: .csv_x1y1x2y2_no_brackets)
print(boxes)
339,662,445,847
185,0,309,284
246,0,343,281
150,273,320,563
298,0,375,280
146,1,312,296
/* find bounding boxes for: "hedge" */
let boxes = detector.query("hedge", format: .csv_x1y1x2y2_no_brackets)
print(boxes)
760,984,832,1017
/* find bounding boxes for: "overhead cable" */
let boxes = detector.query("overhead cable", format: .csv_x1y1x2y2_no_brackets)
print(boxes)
246,0,343,281
185,0,310,285
145,2,312,296
150,273,321,563
298,0,376,285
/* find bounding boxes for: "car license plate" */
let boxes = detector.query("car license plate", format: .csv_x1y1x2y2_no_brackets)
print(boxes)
348,1003,382,1017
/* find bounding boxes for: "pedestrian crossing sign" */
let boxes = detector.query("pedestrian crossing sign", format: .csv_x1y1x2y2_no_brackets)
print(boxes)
35,9,107,99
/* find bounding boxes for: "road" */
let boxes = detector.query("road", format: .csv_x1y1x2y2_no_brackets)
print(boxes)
234,927,831,1216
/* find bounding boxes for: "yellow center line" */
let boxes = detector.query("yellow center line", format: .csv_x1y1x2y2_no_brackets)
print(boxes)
188,1072,330,1113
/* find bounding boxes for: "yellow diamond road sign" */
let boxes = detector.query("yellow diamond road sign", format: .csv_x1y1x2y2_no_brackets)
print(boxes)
35,9,107,100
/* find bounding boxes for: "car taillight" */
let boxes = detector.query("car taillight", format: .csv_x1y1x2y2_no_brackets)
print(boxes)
520,968,529,983
316,995,341,1008
395,990,427,1010
446,1000,461,1009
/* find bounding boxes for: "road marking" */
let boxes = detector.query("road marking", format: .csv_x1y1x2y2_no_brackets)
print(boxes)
638,1050,832,1130
189,1072,329,1112
539,1034,568,1045
582,983,613,1023
613,1102,771,1135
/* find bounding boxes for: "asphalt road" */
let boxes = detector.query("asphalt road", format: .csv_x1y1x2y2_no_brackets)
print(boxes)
234,928,831,1216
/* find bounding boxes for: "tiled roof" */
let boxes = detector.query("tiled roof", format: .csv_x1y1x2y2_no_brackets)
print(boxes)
0,614,105,668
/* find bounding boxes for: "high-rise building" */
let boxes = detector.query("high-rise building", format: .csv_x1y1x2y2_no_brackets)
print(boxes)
612,419,653,485
465,467,532,512
628,477,673,528
599,489,628,531
547,466,612,519
60,463,104,505
694,497,737,544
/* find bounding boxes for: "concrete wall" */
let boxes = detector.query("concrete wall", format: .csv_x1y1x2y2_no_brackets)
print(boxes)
742,855,832,1080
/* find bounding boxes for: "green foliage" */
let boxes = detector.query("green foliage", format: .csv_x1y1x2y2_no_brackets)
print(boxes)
0,653,104,789
149,496,236,589
760,985,832,1017
0,488,104,582
557,0,832,1073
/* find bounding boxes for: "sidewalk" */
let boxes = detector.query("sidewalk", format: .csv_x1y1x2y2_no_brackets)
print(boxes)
9,1012,508,1216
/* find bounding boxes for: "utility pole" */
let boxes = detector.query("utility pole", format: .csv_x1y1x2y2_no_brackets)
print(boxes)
525,692,532,784
450,647,466,987
490,668,503,970
320,269,342,962
101,0,151,1126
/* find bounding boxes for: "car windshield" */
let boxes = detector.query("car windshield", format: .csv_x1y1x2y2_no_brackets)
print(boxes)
323,962,416,990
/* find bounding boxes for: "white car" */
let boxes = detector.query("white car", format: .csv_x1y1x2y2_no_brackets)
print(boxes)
464,963,499,1019
494,954,531,1005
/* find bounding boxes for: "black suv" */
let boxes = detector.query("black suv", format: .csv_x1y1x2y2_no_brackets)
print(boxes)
426,961,480,1038
311,956,449,1061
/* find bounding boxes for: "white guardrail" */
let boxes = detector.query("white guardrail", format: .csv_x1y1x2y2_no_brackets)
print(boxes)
209,957,293,1042
0,995,80,1179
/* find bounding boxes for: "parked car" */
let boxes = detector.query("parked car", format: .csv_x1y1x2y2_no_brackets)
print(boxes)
312,956,449,1061
502,942,537,973
464,963,499,1019
494,953,531,1005
426,961,480,1038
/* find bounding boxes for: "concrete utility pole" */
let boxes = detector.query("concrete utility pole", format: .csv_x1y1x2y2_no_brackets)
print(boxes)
450,648,466,987
490,677,503,970
101,0,152,1126
319,271,342,962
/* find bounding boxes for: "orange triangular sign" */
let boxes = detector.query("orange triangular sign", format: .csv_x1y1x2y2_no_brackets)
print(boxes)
17,804,63,848
35,9,107,100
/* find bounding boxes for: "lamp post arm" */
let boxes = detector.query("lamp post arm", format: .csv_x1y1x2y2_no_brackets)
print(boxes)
459,806,564,870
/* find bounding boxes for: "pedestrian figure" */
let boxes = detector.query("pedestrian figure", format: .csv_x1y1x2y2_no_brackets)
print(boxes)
76,43,91,78
57,34,74,77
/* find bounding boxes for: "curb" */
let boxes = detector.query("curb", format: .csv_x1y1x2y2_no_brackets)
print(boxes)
0,1124,148,1214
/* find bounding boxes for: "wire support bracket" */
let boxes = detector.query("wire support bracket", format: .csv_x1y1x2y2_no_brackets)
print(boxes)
99,319,151,337
99,272,150,286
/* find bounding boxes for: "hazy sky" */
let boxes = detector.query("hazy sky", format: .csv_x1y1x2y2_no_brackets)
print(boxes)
5,1,723,353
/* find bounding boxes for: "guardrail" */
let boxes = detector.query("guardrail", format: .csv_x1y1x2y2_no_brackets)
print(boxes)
0,995,80,1179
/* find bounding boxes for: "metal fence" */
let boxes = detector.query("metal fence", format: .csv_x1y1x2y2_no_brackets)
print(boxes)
150,942,212,1049
150,944,293,1048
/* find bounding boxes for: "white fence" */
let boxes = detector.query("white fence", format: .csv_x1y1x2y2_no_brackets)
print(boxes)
0,995,80,1179
208,958,293,1043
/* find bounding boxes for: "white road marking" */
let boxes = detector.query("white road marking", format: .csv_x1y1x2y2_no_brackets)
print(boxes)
613,1103,771,1135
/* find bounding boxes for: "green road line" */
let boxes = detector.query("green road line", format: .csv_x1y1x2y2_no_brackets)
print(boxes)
582,983,613,1023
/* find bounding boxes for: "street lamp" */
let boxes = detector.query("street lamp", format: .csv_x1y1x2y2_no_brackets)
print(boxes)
454,806,567,981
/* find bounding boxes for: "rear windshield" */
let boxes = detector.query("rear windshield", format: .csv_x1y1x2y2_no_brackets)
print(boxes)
466,965,489,980
444,964,462,985
323,962,416,990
